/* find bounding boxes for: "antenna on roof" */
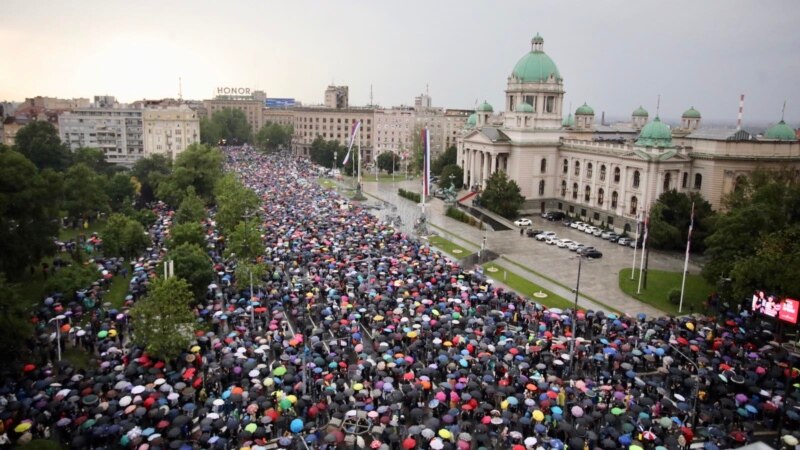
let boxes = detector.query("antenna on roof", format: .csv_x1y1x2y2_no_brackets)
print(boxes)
370,84,373,107
782,100,787,121
656,94,661,118
426,84,429,97
736,94,745,131
178,77,183,101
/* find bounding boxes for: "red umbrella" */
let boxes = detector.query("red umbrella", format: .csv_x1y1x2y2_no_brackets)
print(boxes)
402,437,416,449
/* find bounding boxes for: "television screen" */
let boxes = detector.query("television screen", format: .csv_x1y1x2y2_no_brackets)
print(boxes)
752,291,780,318
779,298,799,324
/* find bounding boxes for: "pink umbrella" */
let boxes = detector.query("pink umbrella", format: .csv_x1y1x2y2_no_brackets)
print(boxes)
435,391,446,401
571,405,584,417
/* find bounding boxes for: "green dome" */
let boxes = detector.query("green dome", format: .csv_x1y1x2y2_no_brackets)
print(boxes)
764,120,797,141
575,102,594,116
511,35,562,83
632,106,649,117
636,117,673,147
562,114,575,127
682,107,701,119
476,101,493,112
466,113,477,127
516,102,534,113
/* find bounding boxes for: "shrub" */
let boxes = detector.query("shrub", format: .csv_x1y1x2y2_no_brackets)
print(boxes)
668,288,682,305
446,206,481,228
398,188,421,203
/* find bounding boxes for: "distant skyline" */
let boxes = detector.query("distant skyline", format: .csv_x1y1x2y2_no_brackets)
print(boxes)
1,0,798,125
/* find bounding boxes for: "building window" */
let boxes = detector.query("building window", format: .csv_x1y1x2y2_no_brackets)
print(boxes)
580,208,586,217
600,165,606,181
593,212,600,221
574,161,580,176
633,170,641,188
587,163,593,178
611,191,618,208
569,205,575,213
597,188,604,205
561,180,566,197
607,216,614,226
584,185,591,202
630,196,638,215
540,158,547,173
682,172,688,188
663,173,671,191
538,180,545,196
545,96,555,113
694,173,703,189
562,159,568,174
614,167,620,183
572,183,578,200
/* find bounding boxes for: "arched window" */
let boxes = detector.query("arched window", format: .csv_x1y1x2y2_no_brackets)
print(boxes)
562,159,568,174
663,173,671,191
572,183,578,200
600,165,606,182
633,170,641,188
682,172,688,188
584,185,591,202
630,196,638,215
540,158,547,174
614,167,621,183
694,173,703,189
587,163,593,178
574,161,580,176
734,175,747,193
539,180,545,196
560,180,566,197
611,191,618,208
598,188,605,205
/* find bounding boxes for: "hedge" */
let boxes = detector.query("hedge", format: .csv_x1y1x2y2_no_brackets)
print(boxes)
446,206,481,228
398,189,421,203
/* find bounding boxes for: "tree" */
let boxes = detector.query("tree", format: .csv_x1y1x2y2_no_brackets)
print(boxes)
256,122,292,153
168,222,206,250
107,173,136,211
62,163,110,222
729,225,800,302
0,149,61,279
439,164,464,190
214,174,260,233
72,147,113,174
130,277,195,359
480,171,525,219
377,151,400,174
645,191,714,252
0,274,34,365
225,220,262,261
174,187,206,224
156,144,223,205
44,262,99,301
101,214,149,259
234,260,269,292
132,154,172,204
165,243,212,300
309,137,339,168
202,108,252,144
431,146,457,176
13,121,71,171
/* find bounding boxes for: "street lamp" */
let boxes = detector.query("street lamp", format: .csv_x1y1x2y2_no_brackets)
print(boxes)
669,344,700,429
568,255,585,376
49,315,66,362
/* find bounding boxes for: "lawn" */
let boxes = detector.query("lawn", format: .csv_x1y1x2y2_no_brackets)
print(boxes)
427,235,474,258
619,268,714,315
482,262,574,310
107,274,133,309
62,346,93,371
316,178,337,190
343,174,417,183
59,219,106,242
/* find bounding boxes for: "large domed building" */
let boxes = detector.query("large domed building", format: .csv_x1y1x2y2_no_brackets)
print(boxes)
458,35,799,231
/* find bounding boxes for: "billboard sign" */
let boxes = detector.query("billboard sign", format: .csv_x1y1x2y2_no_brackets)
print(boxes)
265,98,296,108
752,291,800,324
216,87,251,96
779,298,799,324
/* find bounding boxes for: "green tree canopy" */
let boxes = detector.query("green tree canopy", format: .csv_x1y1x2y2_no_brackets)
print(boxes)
645,191,714,252
480,171,525,219
439,164,464,190
72,147,114,174
165,243,212,300
234,260,269,292
729,225,800,301
0,274,34,365
156,144,223,205
168,221,206,250
225,219,262,261
377,151,400,174
255,122,292,153
62,163,110,221
174,187,206,224
130,277,195,359
44,262,99,301
132,154,172,204
309,137,343,169
101,214,150,259
107,173,136,211
0,149,61,279
14,121,71,171
201,108,252,145
214,174,260,233
431,146,457,176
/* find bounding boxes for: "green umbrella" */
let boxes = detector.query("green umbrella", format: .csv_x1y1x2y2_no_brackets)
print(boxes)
245,423,257,433
81,419,96,430
611,407,625,416
279,398,292,410
630,445,644,450
659,417,672,429
97,330,108,339
273,366,287,376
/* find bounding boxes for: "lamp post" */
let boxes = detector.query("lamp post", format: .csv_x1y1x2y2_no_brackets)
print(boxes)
568,255,584,376
669,344,700,428
49,315,66,362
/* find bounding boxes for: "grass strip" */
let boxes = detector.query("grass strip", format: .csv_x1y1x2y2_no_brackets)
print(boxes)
619,268,713,315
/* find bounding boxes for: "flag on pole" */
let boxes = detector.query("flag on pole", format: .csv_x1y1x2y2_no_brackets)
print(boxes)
421,127,431,197
341,120,361,165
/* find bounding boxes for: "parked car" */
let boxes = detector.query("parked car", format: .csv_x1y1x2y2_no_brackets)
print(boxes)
570,221,584,230
582,249,603,258
584,226,599,235
617,237,632,246
562,219,574,227
535,231,556,241
556,239,574,249
607,233,621,243
526,228,544,237
514,218,533,227
578,246,597,255
600,231,615,240
542,211,566,221
592,228,603,237
567,241,584,251
545,236,559,245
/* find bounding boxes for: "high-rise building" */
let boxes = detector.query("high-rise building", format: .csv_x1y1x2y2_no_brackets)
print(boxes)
59,105,144,166
324,86,349,109
142,105,200,160
202,89,266,133
292,107,374,161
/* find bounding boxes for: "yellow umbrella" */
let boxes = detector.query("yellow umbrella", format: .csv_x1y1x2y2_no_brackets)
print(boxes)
533,410,545,422
373,315,385,322
407,331,418,339
438,429,452,439
353,383,364,391
14,422,31,433
190,346,201,353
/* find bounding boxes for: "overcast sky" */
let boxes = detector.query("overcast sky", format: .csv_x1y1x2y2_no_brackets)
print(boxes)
1,0,798,125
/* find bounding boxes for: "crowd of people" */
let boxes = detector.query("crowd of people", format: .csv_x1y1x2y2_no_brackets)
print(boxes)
0,146,798,450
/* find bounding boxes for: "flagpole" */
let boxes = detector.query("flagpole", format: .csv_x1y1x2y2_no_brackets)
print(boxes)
631,214,639,280
678,202,695,313
637,207,648,294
